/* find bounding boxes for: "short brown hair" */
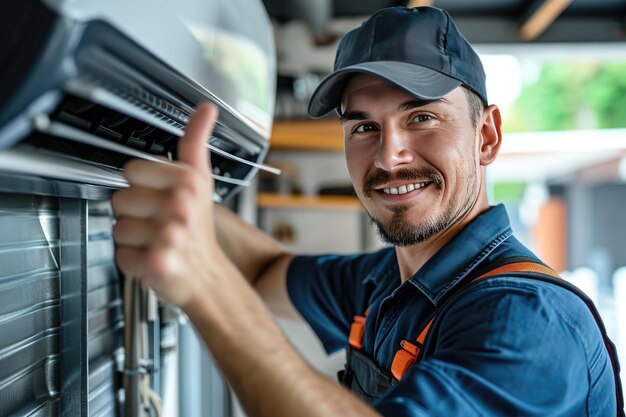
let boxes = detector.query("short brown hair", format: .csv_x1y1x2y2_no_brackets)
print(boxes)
464,87,486,129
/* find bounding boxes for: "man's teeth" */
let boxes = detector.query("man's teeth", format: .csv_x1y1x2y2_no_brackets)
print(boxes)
382,182,429,195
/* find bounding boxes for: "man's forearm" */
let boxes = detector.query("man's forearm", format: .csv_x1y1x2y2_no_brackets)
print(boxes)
185,253,382,417
215,204,291,285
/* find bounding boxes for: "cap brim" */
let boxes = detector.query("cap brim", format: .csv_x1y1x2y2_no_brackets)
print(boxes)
307,61,462,118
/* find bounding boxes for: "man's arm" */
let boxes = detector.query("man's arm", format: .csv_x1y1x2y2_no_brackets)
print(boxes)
186,249,382,417
214,204,299,319
111,103,383,417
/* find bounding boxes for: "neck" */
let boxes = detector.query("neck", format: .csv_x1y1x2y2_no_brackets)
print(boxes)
395,185,490,283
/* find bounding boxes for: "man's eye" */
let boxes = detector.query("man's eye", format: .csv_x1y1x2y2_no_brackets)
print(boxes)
354,123,376,133
413,114,434,123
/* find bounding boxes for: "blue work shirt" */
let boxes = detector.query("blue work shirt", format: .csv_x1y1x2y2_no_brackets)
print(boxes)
286,204,619,416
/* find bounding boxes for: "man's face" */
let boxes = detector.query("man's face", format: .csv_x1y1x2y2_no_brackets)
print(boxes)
340,75,482,246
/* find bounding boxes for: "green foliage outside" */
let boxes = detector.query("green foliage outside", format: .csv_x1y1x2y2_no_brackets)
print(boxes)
491,182,527,204
504,61,626,132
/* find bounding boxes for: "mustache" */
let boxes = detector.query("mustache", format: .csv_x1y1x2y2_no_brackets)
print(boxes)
363,168,443,194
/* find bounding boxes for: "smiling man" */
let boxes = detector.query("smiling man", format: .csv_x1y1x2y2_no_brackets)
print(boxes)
111,6,623,417
339,80,489,271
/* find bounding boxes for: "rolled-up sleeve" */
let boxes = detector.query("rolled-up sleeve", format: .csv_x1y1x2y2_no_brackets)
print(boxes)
286,249,393,354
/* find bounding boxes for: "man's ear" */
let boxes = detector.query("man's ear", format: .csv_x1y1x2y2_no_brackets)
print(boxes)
478,104,503,166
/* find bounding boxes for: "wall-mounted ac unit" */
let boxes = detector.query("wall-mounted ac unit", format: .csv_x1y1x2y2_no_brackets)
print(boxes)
0,1,276,416
0,0,276,201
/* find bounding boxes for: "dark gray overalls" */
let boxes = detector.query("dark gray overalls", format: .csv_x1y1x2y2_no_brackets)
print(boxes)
337,260,625,416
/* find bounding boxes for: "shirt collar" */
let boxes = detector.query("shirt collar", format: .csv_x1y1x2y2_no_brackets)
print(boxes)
407,204,513,305
362,247,398,286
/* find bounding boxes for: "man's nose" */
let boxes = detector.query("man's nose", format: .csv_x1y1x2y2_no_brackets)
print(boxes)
374,126,414,171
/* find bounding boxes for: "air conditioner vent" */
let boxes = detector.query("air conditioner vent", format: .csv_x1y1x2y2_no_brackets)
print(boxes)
13,91,275,199
48,95,178,161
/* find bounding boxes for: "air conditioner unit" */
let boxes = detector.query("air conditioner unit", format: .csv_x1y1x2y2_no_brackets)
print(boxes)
0,1,276,416
0,0,276,201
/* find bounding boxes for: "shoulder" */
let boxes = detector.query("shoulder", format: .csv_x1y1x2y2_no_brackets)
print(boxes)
415,276,616,415
432,276,605,369
455,276,591,323
439,276,593,331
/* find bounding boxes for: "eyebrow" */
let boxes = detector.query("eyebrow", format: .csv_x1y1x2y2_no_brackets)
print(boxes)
340,97,450,124
339,110,369,124
400,97,449,111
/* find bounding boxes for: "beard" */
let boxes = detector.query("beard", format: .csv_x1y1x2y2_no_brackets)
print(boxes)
362,164,478,247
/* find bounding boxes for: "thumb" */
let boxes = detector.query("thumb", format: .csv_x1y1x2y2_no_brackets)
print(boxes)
178,102,219,171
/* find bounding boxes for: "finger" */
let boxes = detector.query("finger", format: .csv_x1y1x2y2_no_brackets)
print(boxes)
113,186,197,225
179,103,219,172
116,246,162,281
115,218,186,250
113,217,158,247
123,158,187,190
112,187,173,220
116,247,191,306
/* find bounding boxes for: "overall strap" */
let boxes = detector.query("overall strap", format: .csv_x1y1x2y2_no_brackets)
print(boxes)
349,306,370,349
390,261,559,380
348,263,558,353
389,261,624,417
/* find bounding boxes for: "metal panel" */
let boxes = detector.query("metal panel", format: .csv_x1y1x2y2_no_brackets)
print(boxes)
178,324,231,417
59,198,88,416
86,201,124,417
0,193,61,417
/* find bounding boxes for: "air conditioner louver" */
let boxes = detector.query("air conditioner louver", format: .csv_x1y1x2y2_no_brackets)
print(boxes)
0,13,277,202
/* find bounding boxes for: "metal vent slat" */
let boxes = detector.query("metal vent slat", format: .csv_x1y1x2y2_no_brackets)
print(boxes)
88,360,117,417
24,400,59,417
0,333,59,386
0,306,59,359
86,202,123,416
0,194,60,417
0,273,58,317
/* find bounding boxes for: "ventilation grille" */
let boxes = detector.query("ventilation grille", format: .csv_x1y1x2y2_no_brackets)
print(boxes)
21,90,258,200
28,94,177,169
0,193,61,417
87,201,123,417
0,195,132,417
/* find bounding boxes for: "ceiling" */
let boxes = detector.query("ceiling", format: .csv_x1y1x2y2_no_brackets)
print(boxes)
265,0,626,119
264,0,626,44
264,1,626,184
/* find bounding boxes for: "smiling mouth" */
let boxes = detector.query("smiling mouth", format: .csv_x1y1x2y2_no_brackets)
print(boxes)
380,181,432,195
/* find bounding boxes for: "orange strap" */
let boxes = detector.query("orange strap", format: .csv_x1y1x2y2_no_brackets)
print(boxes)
349,306,370,349
390,261,559,380
349,315,366,349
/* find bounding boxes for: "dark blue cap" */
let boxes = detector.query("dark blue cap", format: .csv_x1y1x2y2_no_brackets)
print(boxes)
308,7,488,118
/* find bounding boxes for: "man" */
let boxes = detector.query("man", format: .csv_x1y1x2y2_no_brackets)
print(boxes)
112,6,623,417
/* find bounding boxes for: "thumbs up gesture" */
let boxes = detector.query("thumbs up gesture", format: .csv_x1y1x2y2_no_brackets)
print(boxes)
112,103,224,307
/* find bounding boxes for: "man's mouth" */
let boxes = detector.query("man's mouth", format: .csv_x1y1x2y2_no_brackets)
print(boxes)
380,181,432,195
363,168,442,198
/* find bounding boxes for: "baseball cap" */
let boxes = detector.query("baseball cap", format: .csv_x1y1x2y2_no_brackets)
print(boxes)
307,6,488,118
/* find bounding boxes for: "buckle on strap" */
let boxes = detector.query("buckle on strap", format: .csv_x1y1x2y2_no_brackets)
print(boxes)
349,315,366,349
391,340,420,381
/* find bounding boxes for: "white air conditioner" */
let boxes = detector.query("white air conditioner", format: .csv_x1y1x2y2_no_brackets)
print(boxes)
0,1,276,416
0,0,276,201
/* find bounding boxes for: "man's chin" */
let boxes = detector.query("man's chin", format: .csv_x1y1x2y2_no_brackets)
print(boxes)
372,219,432,246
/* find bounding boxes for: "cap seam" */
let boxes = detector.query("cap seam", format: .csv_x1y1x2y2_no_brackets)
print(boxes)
369,11,377,62
443,11,451,74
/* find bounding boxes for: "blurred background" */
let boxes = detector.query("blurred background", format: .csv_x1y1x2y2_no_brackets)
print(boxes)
232,2,626,414
3,1,625,416
107,1,624,415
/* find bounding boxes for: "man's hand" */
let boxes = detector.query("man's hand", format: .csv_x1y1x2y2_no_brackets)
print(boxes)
112,103,220,307
110,103,381,417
